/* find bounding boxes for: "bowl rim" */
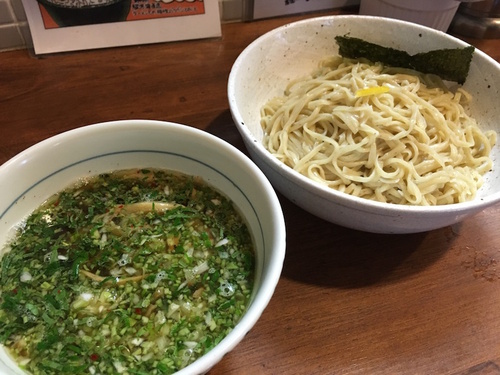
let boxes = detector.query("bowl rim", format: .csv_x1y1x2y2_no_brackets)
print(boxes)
0,119,287,374
228,14,500,215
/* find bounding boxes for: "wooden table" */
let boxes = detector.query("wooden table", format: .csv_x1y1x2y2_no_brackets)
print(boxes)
2,9,500,375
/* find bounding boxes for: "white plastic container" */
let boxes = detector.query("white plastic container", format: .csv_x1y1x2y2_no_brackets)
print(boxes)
359,0,460,31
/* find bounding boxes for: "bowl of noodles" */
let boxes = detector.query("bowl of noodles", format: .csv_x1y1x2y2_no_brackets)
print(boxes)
0,120,286,374
228,15,500,234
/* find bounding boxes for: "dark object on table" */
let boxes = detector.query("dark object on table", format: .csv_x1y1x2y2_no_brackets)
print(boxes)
450,0,500,38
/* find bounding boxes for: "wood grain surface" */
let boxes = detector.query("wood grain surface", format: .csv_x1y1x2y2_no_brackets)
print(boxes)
1,8,500,375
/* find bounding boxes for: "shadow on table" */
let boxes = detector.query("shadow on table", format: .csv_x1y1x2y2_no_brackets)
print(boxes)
204,110,247,155
279,192,459,289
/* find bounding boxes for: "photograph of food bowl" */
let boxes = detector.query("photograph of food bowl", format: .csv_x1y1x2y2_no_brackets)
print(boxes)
36,0,131,27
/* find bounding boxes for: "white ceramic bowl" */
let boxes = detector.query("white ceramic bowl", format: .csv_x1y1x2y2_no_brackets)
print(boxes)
0,120,286,375
228,15,500,234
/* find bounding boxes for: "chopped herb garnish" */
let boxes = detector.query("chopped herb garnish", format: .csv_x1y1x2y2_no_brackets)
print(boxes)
0,169,255,375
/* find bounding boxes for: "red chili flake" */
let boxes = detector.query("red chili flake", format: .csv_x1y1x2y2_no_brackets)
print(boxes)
11,288,18,295
90,353,99,361
54,200,60,207
134,307,142,315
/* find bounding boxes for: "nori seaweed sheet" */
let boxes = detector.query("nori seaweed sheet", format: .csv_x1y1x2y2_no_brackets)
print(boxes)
335,35,475,84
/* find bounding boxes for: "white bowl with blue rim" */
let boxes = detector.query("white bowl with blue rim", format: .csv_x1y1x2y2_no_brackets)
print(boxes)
0,119,286,375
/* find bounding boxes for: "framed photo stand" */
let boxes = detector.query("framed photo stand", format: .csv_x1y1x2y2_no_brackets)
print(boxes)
22,0,221,55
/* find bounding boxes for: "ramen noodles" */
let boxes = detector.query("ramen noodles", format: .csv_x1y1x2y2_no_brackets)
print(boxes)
261,56,497,205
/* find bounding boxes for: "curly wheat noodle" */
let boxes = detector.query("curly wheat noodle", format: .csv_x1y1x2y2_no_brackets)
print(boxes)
260,56,497,206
